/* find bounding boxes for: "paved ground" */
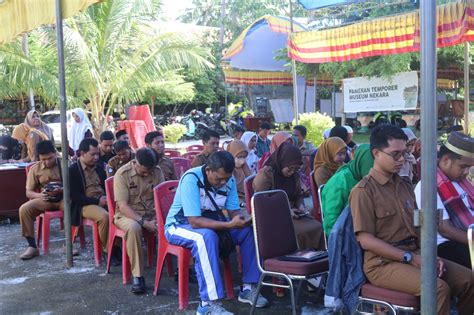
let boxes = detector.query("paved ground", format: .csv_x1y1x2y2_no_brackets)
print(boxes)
0,217,333,314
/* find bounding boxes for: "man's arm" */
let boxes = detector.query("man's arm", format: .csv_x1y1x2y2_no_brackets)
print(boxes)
357,232,409,264
438,219,468,244
116,201,142,221
26,189,46,200
188,215,250,230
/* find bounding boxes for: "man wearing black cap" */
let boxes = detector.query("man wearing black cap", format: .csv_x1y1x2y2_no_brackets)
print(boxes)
415,131,474,268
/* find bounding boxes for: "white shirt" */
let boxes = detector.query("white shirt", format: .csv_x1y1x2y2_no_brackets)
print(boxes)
415,180,473,245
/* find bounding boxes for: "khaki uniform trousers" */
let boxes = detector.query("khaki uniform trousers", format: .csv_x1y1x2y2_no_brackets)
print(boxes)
82,205,109,252
366,258,474,315
114,215,145,277
19,199,63,238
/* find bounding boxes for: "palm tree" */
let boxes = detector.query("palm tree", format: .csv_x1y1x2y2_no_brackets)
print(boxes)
0,0,212,134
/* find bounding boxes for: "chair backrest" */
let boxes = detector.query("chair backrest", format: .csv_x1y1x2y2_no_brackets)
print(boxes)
164,149,181,158
153,181,179,239
186,144,204,152
182,151,201,162
257,152,270,171
252,190,298,262
318,184,328,250
309,170,322,222
170,157,191,178
105,177,116,226
243,174,257,213
468,224,474,271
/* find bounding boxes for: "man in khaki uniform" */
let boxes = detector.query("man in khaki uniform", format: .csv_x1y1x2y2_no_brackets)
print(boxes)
114,148,164,294
144,131,177,181
106,140,134,177
191,129,220,168
19,140,62,260
350,125,474,315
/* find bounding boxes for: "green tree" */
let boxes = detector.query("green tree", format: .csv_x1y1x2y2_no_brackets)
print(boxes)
0,0,212,134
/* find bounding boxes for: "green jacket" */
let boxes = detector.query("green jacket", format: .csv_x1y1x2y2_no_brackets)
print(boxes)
321,144,374,235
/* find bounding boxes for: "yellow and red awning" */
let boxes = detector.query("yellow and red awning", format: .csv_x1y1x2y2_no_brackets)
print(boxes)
0,0,102,45
289,1,474,63
223,68,334,86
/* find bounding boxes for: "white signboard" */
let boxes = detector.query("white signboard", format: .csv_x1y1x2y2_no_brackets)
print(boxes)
343,71,418,113
269,99,294,123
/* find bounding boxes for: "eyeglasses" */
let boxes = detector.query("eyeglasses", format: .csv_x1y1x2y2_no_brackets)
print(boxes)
379,150,406,161
287,165,302,173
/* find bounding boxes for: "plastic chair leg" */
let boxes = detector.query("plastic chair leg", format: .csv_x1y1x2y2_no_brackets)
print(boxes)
146,234,154,267
122,237,131,284
153,249,167,295
106,234,116,273
223,259,235,299
42,215,51,254
178,253,191,310
36,216,43,248
92,223,101,267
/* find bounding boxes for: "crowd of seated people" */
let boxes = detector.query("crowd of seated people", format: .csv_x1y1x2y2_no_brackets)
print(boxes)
7,113,473,315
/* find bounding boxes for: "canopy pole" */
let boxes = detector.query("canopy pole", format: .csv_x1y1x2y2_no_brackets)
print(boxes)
21,34,35,110
420,1,437,313
55,0,73,268
464,42,470,134
289,0,298,124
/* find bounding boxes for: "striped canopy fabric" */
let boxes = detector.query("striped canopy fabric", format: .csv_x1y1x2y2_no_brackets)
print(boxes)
289,1,474,63
222,68,334,86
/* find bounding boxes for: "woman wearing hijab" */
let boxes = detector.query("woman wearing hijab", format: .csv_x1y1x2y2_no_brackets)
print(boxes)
11,110,54,162
399,128,417,184
313,137,347,188
253,142,324,250
320,144,374,234
227,140,252,203
258,131,293,170
68,108,93,155
240,131,259,175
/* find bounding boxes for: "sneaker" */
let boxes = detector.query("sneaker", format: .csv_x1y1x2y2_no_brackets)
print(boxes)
20,246,39,260
196,301,233,315
238,287,269,308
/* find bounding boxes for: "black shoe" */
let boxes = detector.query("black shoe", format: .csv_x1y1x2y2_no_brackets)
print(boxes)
111,246,122,267
131,276,146,294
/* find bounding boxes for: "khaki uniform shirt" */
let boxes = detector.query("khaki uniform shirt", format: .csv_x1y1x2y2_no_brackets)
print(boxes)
191,152,210,168
106,153,134,177
350,168,419,272
114,160,165,220
26,161,61,191
82,163,105,198
158,156,177,181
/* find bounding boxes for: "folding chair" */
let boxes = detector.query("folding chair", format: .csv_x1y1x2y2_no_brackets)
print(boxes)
182,151,200,162
25,162,64,254
309,170,322,223
318,185,328,250
186,144,204,152
468,224,474,270
71,218,101,266
170,157,191,178
164,149,181,158
243,174,257,214
250,190,329,315
354,284,420,314
153,181,235,310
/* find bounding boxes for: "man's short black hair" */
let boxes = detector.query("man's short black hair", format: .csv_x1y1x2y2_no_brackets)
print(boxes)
293,125,307,138
115,130,127,139
113,140,130,153
370,124,408,152
259,122,271,130
79,138,99,154
135,147,157,169
438,144,461,160
206,151,235,174
144,131,163,145
100,130,115,142
202,129,220,142
329,126,348,143
234,125,245,134
36,140,56,156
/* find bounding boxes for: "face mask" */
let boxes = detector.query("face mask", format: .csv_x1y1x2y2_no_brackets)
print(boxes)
235,157,246,168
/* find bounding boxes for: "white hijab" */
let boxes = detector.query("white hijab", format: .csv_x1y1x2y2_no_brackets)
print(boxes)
68,108,93,151
241,131,259,174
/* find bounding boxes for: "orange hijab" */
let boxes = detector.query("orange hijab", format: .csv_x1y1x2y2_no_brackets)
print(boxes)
313,137,347,173
270,131,293,153
227,140,251,196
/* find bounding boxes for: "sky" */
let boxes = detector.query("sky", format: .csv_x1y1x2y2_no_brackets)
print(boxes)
160,0,194,22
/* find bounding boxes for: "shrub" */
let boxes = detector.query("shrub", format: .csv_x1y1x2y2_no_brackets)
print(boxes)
163,123,187,144
293,112,334,147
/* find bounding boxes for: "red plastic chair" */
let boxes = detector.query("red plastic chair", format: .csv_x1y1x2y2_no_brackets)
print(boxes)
71,218,102,267
182,151,201,162
153,181,235,309
309,170,322,223
105,177,154,284
164,149,181,158
25,163,64,254
186,144,204,152
170,157,191,178
243,174,257,214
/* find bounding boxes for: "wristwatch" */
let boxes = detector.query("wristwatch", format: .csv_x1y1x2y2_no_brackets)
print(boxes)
136,217,145,227
402,251,413,264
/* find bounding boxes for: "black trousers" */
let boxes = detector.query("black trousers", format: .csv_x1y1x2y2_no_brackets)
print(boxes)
437,241,471,269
